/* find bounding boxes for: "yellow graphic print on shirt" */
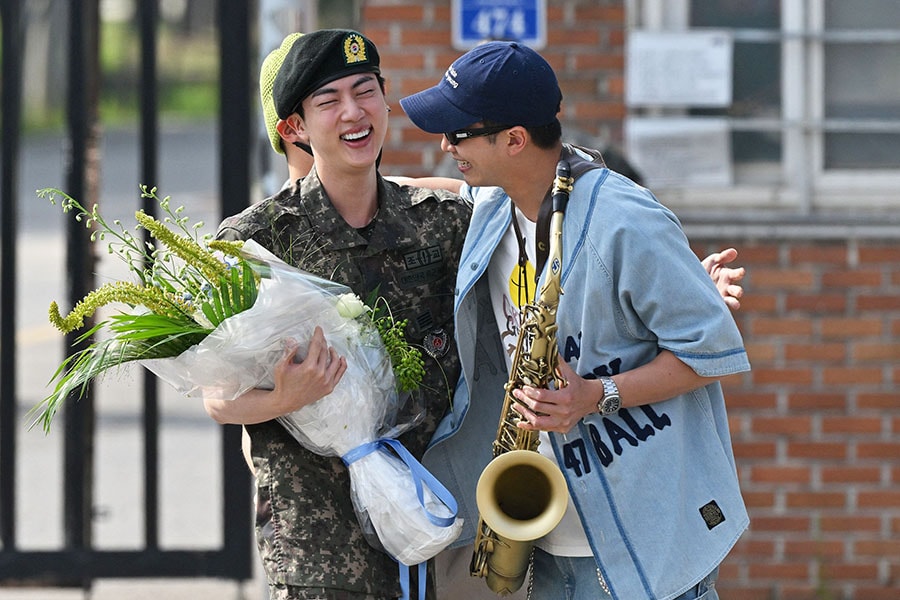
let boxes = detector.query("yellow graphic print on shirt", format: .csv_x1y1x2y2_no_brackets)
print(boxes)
500,259,536,356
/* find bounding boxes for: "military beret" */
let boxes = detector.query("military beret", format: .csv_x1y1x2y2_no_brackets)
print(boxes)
273,29,381,120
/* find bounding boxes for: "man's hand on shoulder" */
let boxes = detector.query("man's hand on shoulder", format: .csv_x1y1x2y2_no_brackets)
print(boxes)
701,248,745,311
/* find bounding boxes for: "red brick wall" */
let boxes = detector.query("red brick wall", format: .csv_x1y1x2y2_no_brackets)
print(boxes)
360,2,900,597
692,239,900,600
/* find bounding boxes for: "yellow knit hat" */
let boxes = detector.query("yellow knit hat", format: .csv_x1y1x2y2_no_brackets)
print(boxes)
260,32,303,155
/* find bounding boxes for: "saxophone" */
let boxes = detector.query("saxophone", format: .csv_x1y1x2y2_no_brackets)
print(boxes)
469,160,574,595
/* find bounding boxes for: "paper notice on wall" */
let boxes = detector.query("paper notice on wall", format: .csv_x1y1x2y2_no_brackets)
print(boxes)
626,30,733,107
625,117,732,187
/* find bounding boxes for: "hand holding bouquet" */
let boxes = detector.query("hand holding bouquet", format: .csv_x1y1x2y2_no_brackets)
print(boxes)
34,187,461,565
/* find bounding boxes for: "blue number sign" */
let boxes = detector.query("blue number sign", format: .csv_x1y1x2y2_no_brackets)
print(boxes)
452,0,546,50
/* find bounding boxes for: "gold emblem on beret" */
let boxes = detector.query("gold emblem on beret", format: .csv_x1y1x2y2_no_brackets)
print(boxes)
343,33,368,65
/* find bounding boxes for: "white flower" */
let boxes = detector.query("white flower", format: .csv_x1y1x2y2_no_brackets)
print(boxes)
335,293,367,319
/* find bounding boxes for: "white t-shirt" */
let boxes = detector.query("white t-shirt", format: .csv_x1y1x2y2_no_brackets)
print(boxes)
487,206,592,557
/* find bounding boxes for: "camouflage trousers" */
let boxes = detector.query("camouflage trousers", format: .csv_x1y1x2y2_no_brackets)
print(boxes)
267,567,435,600
267,583,387,600
264,558,436,600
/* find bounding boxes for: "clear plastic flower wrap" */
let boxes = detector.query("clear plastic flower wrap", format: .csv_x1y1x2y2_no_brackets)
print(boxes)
144,240,462,565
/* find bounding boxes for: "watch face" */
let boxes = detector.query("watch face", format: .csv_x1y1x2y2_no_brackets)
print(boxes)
598,378,620,415
602,395,620,415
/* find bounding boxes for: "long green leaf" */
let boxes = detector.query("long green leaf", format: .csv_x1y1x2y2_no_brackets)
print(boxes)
219,279,232,319
210,286,225,323
229,268,242,315
242,265,256,309
109,312,209,340
30,337,133,433
201,301,218,327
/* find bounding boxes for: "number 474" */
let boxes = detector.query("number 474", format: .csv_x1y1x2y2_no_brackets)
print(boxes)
471,8,527,40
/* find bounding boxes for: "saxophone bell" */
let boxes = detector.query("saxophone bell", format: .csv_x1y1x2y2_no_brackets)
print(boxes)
473,450,569,594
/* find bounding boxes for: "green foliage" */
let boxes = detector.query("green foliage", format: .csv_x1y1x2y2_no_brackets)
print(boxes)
31,186,258,432
32,186,426,432
365,292,425,394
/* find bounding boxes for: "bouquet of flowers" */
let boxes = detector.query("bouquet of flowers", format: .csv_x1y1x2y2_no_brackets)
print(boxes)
33,187,462,566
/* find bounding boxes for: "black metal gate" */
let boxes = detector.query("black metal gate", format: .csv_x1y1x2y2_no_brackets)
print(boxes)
1,0,255,588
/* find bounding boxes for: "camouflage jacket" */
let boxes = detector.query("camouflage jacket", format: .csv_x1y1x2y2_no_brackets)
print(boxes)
217,169,470,597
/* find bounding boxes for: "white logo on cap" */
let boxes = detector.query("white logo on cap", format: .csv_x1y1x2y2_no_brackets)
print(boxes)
444,66,459,89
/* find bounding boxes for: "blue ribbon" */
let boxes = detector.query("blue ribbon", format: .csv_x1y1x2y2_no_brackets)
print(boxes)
399,562,427,600
342,437,459,527
342,437,460,599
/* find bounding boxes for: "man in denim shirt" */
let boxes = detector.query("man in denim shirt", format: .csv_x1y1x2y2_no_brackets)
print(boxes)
401,42,751,600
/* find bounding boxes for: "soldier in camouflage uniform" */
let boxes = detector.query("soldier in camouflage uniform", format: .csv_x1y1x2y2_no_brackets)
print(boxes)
204,30,470,600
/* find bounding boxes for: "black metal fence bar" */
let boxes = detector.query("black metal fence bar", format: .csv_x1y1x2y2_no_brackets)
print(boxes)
218,0,255,576
0,0,24,552
140,0,161,551
62,0,99,568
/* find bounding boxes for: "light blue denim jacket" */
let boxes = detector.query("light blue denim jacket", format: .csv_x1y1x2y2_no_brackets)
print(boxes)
424,164,751,600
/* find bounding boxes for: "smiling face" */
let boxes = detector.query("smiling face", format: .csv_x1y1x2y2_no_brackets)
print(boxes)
295,73,388,173
441,122,507,188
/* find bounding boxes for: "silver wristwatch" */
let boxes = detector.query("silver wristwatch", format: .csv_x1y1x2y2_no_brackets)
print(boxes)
597,377,621,416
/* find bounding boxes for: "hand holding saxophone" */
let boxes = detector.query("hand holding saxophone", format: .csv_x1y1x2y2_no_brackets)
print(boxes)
511,360,603,433
513,349,720,434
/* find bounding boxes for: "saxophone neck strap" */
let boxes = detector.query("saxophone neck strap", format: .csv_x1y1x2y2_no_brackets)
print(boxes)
533,144,606,282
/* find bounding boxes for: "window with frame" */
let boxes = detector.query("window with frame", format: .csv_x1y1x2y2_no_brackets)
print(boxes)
626,0,900,212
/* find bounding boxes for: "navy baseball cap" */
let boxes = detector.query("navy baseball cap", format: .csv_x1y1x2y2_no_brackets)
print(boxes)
400,41,561,134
